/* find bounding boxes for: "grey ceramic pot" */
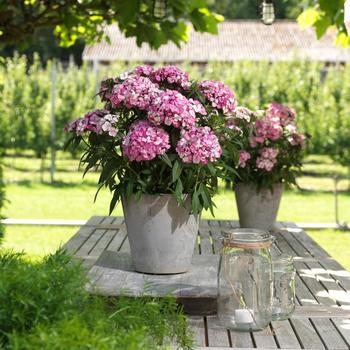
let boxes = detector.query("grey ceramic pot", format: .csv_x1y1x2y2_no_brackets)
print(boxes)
235,183,284,231
122,194,199,274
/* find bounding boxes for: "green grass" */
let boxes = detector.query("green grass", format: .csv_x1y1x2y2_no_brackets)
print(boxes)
2,153,350,269
0,250,193,349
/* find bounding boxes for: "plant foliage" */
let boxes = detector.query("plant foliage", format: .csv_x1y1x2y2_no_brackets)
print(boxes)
0,249,194,349
0,0,223,49
298,0,350,48
65,65,239,215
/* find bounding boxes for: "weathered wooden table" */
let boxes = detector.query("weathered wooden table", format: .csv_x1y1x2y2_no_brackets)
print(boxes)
64,216,350,350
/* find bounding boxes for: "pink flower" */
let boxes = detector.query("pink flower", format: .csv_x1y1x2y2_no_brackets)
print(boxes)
176,127,222,164
199,80,237,114
233,106,256,122
189,98,207,116
110,75,160,111
267,102,296,127
122,120,170,162
238,151,251,168
134,65,154,76
65,110,110,136
253,115,283,144
151,66,191,89
288,133,306,146
148,89,198,129
256,147,279,171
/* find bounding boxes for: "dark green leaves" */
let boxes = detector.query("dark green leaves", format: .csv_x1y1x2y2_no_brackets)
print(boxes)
1,0,224,49
298,1,350,48
172,160,183,183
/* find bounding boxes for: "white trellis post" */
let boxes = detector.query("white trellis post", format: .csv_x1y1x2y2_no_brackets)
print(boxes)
50,62,57,184
93,59,100,104
345,0,350,34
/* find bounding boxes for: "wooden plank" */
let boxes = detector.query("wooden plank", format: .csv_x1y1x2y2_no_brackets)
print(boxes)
293,305,350,318
288,318,325,349
272,320,302,349
84,218,121,268
194,348,317,350
208,220,222,254
252,324,278,349
106,219,127,252
62,216,105,254
206,316,230,347
199,224,214,256
188,316,207,347
229,331,255,349
274,230,349,349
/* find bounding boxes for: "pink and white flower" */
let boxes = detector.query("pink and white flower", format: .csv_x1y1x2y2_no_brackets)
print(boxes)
238,151,251,168
199,80,237,114
148,89,198,129
122,120,170,162
256,147,279,171
176,127,222,164
267,102,296,127
151,66,191,89
110,75,160,111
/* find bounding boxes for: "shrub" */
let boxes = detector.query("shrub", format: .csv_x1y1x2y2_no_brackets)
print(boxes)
0,250,194,350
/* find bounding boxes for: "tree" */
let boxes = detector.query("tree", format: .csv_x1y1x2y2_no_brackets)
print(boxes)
208,0,302,20
0,0,223,49
298,0,350,47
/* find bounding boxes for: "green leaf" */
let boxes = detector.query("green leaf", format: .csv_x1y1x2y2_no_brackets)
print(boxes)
160,154,172,167
113,0,139,25
109,185,123,215
192,190,200,214
175,179,184,198
207,162,216,176
315,16,332,39
298,8,320,29
172,160,182,183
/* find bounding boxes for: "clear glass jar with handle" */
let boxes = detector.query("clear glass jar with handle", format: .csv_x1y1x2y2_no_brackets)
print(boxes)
217,229,274,331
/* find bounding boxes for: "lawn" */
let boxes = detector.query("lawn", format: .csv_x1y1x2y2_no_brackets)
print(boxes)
2,152,350,269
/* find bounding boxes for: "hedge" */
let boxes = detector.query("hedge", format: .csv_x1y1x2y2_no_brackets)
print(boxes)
1,55,350,166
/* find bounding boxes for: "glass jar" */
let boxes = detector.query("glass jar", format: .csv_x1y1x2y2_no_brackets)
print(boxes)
272,255,296,320
217,229,273,331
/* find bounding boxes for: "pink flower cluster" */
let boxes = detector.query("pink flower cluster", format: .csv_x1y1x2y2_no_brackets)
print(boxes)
65,110,119,137
267,102,296,127
251,115,283,146
199,80,237,114
256,147,279,171
122,120,170,161
134,65,154,77
148,89,201,129
176,127,222,164
238,150,251,168
151,66,191,89
110,75,160,111
234,106,255,122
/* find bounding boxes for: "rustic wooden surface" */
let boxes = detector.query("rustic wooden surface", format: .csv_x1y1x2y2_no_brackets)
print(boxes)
64,217,350,349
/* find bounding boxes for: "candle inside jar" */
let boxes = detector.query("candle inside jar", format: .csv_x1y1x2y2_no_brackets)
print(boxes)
234,309,254,324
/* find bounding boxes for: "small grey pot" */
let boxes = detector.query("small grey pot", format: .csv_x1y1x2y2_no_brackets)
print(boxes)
234,183,284,231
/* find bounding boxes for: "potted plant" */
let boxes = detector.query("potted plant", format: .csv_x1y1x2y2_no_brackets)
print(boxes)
65,65,238,274
226,103,307,231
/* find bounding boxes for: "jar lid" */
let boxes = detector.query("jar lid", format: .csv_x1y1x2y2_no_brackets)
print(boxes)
222,228,273,249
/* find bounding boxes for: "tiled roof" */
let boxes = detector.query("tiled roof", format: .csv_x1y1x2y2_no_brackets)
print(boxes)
83,20,350,63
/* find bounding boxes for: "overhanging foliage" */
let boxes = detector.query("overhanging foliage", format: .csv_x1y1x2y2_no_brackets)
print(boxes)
0,0,223,49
